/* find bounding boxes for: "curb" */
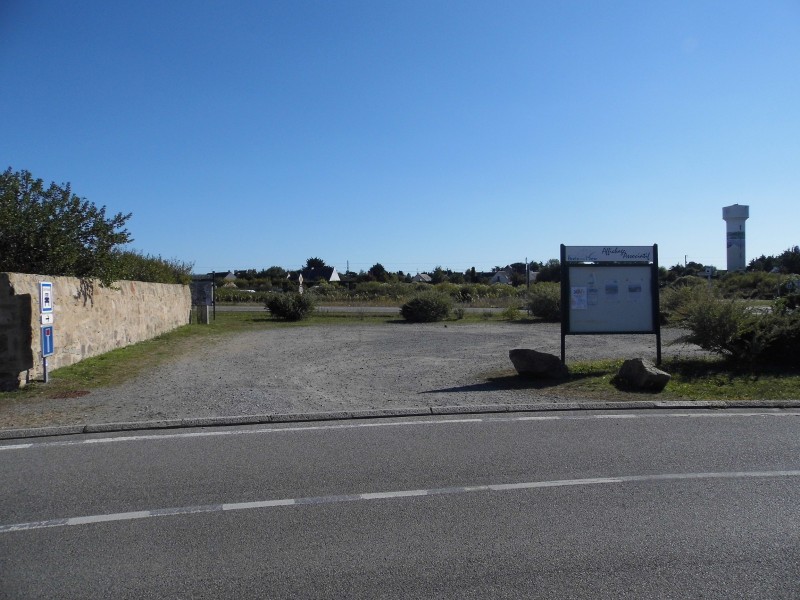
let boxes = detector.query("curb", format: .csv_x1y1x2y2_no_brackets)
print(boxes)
2,400,800,441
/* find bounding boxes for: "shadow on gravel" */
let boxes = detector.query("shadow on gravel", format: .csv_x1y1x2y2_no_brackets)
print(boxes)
419,373,599,394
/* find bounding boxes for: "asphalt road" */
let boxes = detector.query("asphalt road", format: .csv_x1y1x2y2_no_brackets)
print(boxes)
216,304,503,314
2,409,799,599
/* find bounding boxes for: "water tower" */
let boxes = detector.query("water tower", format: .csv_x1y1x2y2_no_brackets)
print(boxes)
722,204,749,271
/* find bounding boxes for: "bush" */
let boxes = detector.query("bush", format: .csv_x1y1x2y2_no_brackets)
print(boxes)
660,283,708,321
717,271,782,299
265,292,315,321
527,283,561,321
115,250,193,284
500,305,521,321
672,287,800,366
400,292,452,322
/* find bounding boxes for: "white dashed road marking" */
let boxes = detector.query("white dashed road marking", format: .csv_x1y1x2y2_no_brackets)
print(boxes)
2,470,799,534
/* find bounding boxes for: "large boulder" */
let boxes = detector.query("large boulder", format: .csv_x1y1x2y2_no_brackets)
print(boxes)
509,349,568,379
612,358,671,392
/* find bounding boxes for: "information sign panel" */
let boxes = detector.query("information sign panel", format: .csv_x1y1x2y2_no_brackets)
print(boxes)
567,265,654,333
560,244,661,364
190,281,214,306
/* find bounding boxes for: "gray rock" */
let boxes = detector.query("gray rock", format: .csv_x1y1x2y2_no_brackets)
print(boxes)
612,358,671,392
509,349,569,379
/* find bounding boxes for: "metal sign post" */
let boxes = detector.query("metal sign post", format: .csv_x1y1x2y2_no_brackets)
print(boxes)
41,325,54,383
39,282,55,383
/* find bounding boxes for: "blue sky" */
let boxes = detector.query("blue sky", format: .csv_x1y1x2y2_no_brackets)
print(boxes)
2,1,798,275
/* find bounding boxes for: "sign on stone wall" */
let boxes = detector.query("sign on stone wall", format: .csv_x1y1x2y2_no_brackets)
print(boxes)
190,281,214,306
41,325,54,357
39,281,53,313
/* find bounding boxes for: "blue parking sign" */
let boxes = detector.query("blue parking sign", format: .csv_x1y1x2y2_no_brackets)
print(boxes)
41,325,54,357
40,282,53,313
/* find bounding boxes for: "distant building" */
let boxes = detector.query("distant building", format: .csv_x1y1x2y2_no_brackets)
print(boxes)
723,204,749,272
412,273,432,283
222,271,237,288
490,271,512,285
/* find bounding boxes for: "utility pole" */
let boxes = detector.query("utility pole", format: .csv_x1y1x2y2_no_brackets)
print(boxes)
526,256,530,290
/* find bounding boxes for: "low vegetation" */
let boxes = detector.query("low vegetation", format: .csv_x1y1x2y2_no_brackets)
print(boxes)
486,357,800,401
526,282,561,321
667,286,800,367
400,291,452,322
265,292,316,321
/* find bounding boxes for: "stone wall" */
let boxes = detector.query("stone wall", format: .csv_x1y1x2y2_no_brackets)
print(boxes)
0,273,191,389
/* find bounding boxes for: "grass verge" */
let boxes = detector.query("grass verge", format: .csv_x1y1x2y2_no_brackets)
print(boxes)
486,357,800,401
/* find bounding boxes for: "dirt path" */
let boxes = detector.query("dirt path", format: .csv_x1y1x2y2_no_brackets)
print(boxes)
0,323,704,429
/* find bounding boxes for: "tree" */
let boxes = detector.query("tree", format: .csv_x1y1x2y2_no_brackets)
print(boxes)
748,255,775,272
0,168,131,285
779,246,800,274
536,259,561,283
263,266,287,280
305,257,327,270
368,262,389,282
448,271,465,284
431,266,447,284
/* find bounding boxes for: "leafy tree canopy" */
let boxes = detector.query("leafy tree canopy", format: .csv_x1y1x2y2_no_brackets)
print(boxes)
1,168,132,285
750,246,800,274
305,257,327,270
536,259,561,283
368,262,389,282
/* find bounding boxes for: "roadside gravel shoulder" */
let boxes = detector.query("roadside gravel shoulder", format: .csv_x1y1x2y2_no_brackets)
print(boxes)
0,323,709,431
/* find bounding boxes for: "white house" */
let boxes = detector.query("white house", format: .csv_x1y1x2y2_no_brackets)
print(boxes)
489,271,512,285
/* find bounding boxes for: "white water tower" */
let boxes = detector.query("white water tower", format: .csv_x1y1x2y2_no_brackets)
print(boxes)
722,204,749,271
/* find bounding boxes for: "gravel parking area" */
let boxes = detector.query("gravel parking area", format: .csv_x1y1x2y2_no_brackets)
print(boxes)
0,323,706,430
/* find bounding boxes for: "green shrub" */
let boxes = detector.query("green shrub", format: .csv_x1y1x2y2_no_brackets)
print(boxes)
453,307,465,320
500,305,521,321
115,250,194,284
672,287,800,366
527,283,561,321
265,292,316,321
400,292,452,322
660,283,708,321
717,271,782,299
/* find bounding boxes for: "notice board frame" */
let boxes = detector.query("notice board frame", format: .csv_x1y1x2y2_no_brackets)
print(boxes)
560,244,661,365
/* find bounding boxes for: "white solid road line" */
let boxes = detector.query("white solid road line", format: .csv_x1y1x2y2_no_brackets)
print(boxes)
2,469,799,535
0,411,798,453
